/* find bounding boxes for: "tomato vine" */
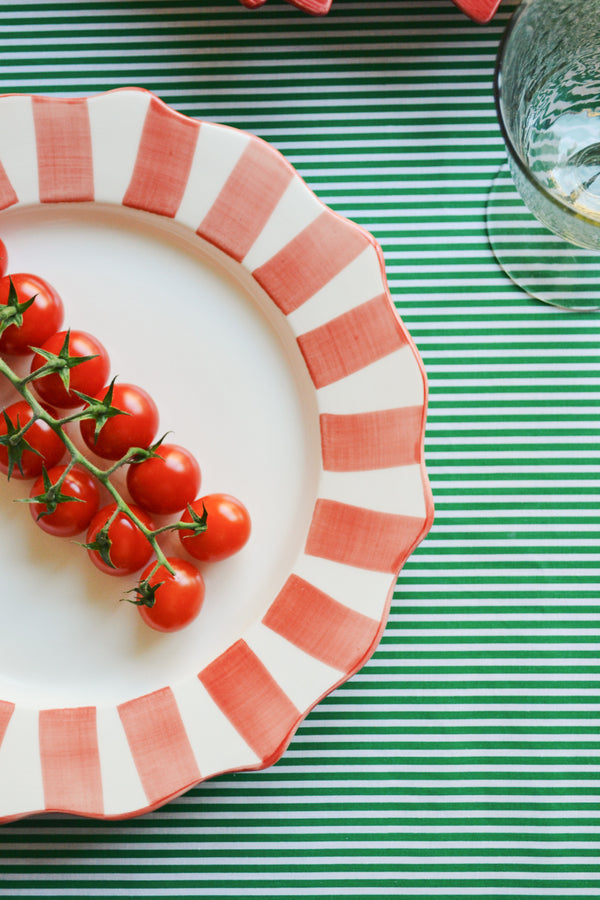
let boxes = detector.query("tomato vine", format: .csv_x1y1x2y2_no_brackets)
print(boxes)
0,275,209,613
1,345,210,597
0,254,251,634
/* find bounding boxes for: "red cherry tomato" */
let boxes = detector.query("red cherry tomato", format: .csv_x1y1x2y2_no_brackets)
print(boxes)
86,502,155,576
0,273,64,356
0,400,65,479
30,329,110,409
137,557,205,633
0,240,7,278
179,493,251,562
79,382,159,461
126,443,201,515
29,464,100,537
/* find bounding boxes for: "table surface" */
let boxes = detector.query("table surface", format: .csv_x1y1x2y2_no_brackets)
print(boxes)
2,1,600,897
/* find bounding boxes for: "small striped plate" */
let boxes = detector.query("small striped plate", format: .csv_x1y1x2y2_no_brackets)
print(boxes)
0,89,433,822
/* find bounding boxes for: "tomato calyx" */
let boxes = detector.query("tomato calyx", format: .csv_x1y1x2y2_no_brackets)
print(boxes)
180,502,208,537
19,464,83,519
123,576,164,609
79,522,116,570
0,277,37,338
28,329,99,395
85,530,114,569
75,377,130,438
127,432,170,465
0,408,40,478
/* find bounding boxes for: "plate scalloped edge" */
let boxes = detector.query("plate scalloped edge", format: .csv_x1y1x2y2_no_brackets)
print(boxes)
0,87,434,822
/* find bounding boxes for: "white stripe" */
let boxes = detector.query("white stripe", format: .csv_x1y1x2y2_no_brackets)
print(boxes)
171,678,260,778
316,347,425,414
245,622,342,712
88,89,150,204
243,173,323,272
270,767,600,777
3,889,597,897
322,702,600,710
0,706,43,821
319,464,428,519
283,747,600,758
339,687,600,696
97,704,147,818
286,245,386,335
293,554,394,621
0,94,38,205
427,481,600,490
412,542,598,560
176,121,249,231
5,869,600,881
2,852,600,866
292,730,600,742
390,594,600,603
426,523,600,532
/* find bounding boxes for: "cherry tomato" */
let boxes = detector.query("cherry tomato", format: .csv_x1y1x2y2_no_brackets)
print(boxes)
86,502,155,576
79,382,159,461
0,400,65,479
137,557,205,633
0,240,7,278
30,329,110,409
29,464,100,537
179,493,251,562
0,273,64,356
126,443,200,515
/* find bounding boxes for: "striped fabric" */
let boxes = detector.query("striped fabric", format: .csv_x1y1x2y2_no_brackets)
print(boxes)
1,0,600,897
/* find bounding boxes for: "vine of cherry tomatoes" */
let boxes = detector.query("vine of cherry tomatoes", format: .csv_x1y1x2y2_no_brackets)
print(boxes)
0,238,251,633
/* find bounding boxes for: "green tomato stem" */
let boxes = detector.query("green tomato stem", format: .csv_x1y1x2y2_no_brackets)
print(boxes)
18,362,56,386
0,355,176,579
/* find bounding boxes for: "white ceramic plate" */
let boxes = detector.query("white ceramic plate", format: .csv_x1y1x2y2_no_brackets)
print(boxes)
0,88,433,821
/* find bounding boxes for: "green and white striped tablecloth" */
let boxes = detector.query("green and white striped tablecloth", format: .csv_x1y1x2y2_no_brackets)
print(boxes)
2,0,600,896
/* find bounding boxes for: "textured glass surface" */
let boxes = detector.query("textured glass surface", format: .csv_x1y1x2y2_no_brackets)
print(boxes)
498,0,600,248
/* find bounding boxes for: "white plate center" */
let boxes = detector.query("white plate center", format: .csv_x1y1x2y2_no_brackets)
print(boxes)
0,203,320,708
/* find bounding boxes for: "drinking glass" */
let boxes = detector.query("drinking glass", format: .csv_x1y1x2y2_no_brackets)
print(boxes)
487,0,600,310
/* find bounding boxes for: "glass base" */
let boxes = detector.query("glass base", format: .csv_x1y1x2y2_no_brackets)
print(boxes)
486,163,600,312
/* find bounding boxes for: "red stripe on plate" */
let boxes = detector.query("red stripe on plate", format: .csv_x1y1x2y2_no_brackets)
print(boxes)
320,406,424,472
297,293,407,388
122,95,199,217
306,498,425,573
0,700,15,747
199,640,301,763
118,687,200,806
289,0,332,11
39,707,103,816
252,209,370,315
263,574,379,671
197,137,293,262
32,97,94,203
452,0,501,23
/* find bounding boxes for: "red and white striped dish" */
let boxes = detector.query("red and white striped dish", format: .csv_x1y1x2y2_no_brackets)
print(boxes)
238,0,502,23
0,89,433,822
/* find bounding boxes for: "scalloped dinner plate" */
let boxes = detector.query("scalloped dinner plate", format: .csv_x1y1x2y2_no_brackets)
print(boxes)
0,89,433,822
